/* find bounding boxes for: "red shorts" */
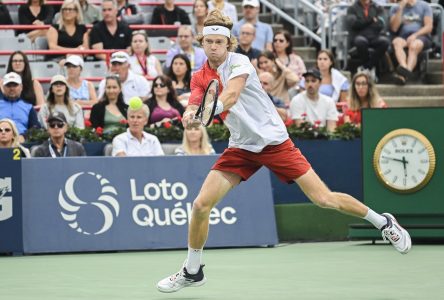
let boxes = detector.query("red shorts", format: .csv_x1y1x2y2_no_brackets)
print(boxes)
212,139,311,183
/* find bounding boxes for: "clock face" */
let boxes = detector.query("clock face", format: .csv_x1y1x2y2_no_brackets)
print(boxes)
373,129,436,193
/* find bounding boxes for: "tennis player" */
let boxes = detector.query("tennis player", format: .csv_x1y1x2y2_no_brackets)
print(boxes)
157,10,411,293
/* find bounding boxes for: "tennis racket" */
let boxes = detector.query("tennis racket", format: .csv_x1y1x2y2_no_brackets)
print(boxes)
194,79,219,127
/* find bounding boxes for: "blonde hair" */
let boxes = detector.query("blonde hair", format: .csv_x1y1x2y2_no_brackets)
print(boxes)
348,71,381,111
127,103,150,119
182,126,213,155
58,0,84,30
0,118,21,148
196,9,238,52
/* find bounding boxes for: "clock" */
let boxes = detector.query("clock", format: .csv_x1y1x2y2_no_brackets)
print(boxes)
373,128,436,193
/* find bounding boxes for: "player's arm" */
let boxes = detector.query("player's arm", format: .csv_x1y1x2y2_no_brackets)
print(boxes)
217,74,248,112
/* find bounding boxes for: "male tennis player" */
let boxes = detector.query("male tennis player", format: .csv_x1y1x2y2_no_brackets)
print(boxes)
157,10,411,293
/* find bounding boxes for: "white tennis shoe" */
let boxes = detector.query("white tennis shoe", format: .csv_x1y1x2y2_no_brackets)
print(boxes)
157,263,207,293
381,213,412,254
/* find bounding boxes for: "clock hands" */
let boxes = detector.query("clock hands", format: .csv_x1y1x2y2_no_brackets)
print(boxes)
381,156,409,164
402,156,408,178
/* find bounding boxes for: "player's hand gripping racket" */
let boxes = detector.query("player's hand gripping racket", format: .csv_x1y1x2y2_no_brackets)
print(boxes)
194,79,220,127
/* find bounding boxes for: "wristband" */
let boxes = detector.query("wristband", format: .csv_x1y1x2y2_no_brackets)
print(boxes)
214,100,224,115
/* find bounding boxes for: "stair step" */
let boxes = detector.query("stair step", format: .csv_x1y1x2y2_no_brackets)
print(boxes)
384,95,444,107
377,84,444,96
425,72,443,84
427,59,443,72
271,23,284,34
293,47,317,60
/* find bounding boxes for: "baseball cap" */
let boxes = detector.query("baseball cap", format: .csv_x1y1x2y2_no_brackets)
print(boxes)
242,0,259,7
3,72,22,85
50,74,68,86
65,55,84,68
47,111,67,124
303,68,322,80
110,51,130,63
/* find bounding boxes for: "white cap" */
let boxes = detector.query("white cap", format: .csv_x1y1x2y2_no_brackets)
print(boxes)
65,55,84,68
110,51,130,63
3,72,22,85
242,0,259,7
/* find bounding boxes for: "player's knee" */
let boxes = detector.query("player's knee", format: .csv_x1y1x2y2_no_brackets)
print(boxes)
192,199,212,216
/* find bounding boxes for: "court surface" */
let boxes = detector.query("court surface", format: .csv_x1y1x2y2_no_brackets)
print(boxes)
1,241,443,300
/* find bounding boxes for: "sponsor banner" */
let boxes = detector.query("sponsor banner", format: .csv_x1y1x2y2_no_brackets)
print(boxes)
0,149,23,253
21,156,277,253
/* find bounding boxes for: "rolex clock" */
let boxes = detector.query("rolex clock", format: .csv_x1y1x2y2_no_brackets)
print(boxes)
373,128,436,193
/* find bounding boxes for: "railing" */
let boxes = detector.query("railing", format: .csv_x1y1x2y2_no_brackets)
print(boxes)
2,1,194,6
0,24,179,30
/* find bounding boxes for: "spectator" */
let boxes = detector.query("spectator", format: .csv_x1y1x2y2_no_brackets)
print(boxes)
151,0,191,25
112,102,164,156
168,54,192,106
0,72,40,141
208,0,238,24
272,30,307,79
389,0,433,85
175,126,216,155
299,50,350,103
344,71,387,126
290,69,338,132
166,25,207,72
18,0,54,42
116,0,137,19
232,0,273,51
235,23,261,65
257,50,299,105
0,118,31,158
4,51,45,106
46,0,88,63
64,55,98,107
346,0,390,81
0,2,13,25
191,0,209,35
258,72,288,121
38,75,85,130
97,51,151,104
128,30,163,80
89,0,132,61
32,111,86,157
79,0,102,25
90,75,128,133
145,75,185,126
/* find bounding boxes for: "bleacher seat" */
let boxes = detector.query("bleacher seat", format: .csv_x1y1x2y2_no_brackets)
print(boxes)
82,61,108,78
0,36,32,51
32,36,49,61
149,36,172,50
29,61,61,78
0,62,8,77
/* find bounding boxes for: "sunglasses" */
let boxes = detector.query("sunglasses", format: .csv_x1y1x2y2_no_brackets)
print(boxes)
0,127,12,133
154,83,166,88
273,38,286,43
48,122,65,129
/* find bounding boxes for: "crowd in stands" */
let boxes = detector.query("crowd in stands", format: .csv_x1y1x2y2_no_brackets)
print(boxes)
0,0,441,157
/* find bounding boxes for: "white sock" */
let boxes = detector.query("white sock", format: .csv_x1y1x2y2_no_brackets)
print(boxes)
186,247,202,275
364,209,387,230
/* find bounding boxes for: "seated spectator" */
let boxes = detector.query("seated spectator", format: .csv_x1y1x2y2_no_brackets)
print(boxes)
112,102,164,156
257,51,299,105
98,51,151,104
175,126,216,155
299,50,350,103
116,0,137,19
344,71,387,126
290,69,338,132
89,0,132,61
258,72,288,121
79,0,102,24
346,0,390,81
151,0,191,25
145,75,185,126
389,0,433,85
33,112,86,157
0,72,40,141
235,23,261,65
273,30,307,79
0,3,13,25
0,118,31,158
167,54,192,106
166,25,207,73
3,51,45,106
18,0,54,42
128,30,163,80
38,75,85,129
208,0,238,24
46,0,88,63
232,0,273,51
191,0,209,36
90,75,128,134
64,55,98,107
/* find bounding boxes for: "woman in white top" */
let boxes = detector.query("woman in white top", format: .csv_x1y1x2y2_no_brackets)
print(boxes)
38,75,85,129
175,126,216,155
128,30,163,80
208,0,238,23
64,55,97,107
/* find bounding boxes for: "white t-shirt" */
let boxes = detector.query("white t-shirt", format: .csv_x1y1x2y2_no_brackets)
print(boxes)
98,70,152,104
289,92,339,126
112,129,165,156
217,52,288,153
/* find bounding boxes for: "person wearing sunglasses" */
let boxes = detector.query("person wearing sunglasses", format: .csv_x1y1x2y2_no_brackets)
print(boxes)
0,118,31,158
32,112,86,157
272,30,306,79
